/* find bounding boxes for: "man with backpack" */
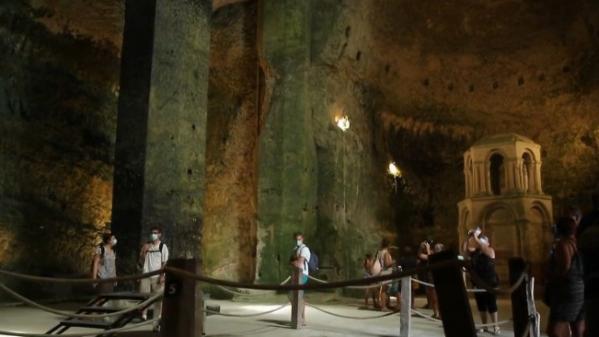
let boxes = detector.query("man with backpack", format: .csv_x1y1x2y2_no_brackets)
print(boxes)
292,232,311,285
91,232,117,294
138,226,169,331
290,232,317,326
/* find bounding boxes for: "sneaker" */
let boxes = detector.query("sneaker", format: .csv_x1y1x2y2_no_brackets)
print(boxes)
492,326,500,335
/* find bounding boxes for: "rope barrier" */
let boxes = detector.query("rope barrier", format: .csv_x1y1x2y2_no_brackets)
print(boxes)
215,275,293,296
215,285,257,297
306,303,399,320
306,275,328,284
411,308,510,329
410,277,486,293
205,303,290,318
163,260,462,291
466,267,528,295
408,268,528,295
475,320,512,328
0,318,159,337
410,278,435,288
410,308,442,322
307,275,392,289
0,281,163,319
0,269,163,284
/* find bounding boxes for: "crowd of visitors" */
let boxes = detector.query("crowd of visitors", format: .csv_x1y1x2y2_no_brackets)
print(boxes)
87,193,598,336
91,226,168,331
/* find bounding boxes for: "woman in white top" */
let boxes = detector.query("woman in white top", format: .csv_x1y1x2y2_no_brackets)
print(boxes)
92,232,117,294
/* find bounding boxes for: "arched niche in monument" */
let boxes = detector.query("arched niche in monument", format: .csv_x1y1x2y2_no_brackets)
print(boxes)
482,203,519,278
489,152,505,196
457,133,553,283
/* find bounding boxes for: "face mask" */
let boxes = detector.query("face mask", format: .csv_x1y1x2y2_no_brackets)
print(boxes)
296,240,302,246
111,238,117,246
151,233,159,241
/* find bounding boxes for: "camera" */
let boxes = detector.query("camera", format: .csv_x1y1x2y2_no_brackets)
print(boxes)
468,226,482,237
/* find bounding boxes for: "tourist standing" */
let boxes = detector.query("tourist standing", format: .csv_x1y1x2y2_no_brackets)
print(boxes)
578,199,598,337
418,240,440,319
92,232,117,294
464,230,500,335
362,254,378,308
291,232,310,324
139,227,169,331
546,217,585,337
372,238,394,310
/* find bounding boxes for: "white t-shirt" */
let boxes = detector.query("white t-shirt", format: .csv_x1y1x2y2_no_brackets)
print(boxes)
143,241,169,277
295,244,311,275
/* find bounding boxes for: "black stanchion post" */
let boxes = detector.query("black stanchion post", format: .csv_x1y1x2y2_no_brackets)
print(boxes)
400,276,412,337
290,267,304,329
509,257,529,337
162,259,204,337
429,251,477,337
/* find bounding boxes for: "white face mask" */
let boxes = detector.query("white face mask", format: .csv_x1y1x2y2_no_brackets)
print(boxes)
151,233,159,241
111,238,117,246
296,240,303,246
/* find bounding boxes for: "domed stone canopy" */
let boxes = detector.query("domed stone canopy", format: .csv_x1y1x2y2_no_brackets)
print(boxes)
458,133,553,282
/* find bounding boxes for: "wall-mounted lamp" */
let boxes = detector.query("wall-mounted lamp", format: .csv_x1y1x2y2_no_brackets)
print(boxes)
335,115,350,132
388,162,402,177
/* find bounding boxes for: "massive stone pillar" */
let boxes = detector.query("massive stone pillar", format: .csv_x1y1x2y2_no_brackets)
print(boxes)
111,0,211,277
256,0,318,282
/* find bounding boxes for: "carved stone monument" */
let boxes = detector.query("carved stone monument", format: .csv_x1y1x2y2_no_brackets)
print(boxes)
458,133,553,281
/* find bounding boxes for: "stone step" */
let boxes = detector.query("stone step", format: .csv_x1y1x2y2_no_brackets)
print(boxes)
59,319,112,329
79,306,125,313
99,292,151,301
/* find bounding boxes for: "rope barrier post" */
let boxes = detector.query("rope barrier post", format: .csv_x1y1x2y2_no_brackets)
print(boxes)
290,267,304,329
429,250,477,337
527,277,541,337
509,257,529,337
162,259,204,337
399,276,411,337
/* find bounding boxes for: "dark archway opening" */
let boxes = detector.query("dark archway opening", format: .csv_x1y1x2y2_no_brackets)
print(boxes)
490,153,504,195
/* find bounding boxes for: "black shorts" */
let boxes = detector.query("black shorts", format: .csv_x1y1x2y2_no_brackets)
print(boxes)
474,291,498,313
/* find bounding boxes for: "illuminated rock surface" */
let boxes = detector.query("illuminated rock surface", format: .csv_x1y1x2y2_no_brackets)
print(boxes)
1,0,599,289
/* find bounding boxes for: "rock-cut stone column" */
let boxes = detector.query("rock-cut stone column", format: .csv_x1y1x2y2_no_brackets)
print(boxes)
111,0,211,297
256,0,318,283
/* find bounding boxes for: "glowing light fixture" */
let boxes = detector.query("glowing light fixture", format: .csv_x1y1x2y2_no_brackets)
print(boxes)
335,115,350,132
388,162,402,177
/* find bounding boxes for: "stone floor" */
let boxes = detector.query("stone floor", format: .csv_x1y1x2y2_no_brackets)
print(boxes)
0,294,549,337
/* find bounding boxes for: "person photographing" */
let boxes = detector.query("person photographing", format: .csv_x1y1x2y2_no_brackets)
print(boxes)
463,227,500,335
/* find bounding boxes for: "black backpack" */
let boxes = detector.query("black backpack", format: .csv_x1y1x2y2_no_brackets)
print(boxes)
308,250,319,273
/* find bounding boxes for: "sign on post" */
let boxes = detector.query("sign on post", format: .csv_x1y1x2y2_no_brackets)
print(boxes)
509,258,530,337
429,250,477,337
400,277,412,337
162,259,204,337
